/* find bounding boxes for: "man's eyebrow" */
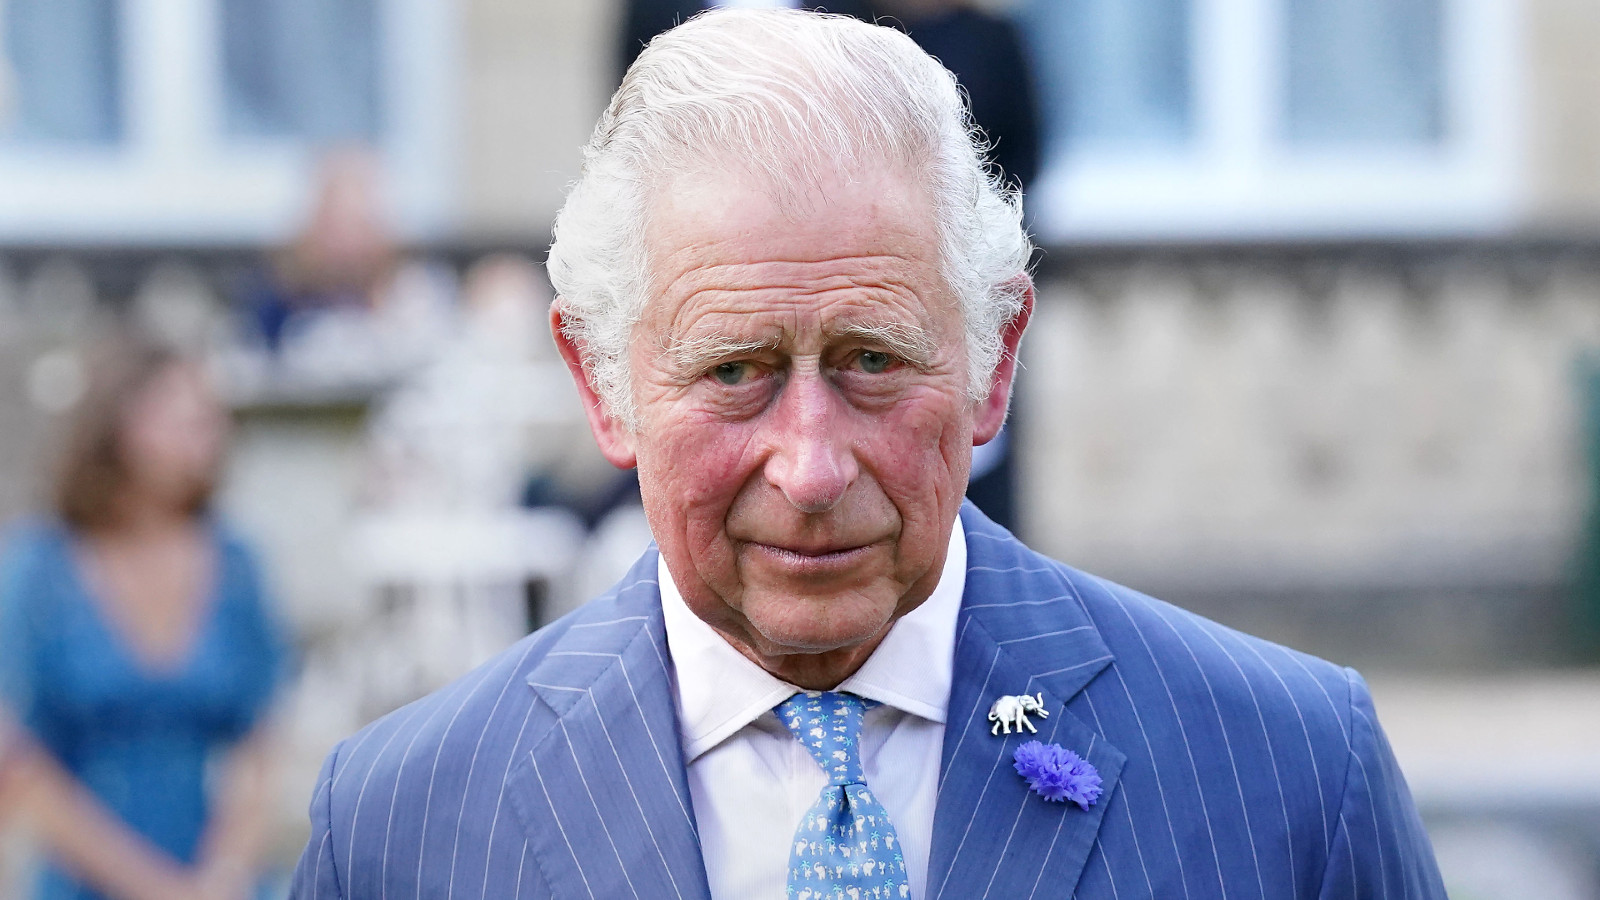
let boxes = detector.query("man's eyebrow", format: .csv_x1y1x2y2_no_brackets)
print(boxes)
829,321,938,369
665,333,783,372
663,321,939,372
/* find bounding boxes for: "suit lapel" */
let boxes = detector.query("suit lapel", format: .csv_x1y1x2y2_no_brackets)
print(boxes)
929,506,1127,900
505,551,712,900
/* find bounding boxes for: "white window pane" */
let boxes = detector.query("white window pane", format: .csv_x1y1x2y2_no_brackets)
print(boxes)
1020,0,1193,152
1285,0,1444,146
2,0,121,143
221,0,381,141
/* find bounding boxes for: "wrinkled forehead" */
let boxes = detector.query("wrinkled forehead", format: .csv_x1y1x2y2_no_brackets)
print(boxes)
648,149,937,237
637,162,957,327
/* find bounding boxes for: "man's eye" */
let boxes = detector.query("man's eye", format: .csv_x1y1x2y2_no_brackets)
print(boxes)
856,351,893,374
711,362,752,385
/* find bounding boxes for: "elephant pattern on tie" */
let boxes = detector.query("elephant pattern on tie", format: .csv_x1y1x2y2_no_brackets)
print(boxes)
777,691,913,900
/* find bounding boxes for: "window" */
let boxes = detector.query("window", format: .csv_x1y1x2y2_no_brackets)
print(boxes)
1,0,123,143
0,0,453,243
1029,0,1192,152
1285,0,1445,146
221,0,382,141
1018,0,1520,241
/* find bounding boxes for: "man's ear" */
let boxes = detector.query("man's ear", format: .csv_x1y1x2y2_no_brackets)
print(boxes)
973,276,1034,446
550,301,639,469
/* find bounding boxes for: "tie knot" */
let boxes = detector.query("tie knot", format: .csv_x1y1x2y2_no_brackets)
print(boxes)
775,691,875,786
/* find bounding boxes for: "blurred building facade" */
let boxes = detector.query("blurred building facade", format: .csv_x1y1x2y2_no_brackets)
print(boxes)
4,0,1600,895
3,0,1598,240
7,0,1598,653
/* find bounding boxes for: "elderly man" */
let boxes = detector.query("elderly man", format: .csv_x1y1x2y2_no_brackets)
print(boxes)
291,10,1446,899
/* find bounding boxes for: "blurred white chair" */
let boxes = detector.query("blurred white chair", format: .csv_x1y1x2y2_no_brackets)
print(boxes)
564,503,655,621
344,506,587,714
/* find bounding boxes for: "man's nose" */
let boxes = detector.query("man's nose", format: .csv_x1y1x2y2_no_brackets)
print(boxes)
762,370,859,513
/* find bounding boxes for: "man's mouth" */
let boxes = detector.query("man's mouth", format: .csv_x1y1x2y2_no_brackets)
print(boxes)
744,540,877,576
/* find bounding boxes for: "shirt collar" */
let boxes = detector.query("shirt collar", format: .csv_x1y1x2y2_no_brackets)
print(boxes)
660,519,966,763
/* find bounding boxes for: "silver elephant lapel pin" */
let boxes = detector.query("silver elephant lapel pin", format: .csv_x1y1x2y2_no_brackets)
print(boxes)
988,692,1048,735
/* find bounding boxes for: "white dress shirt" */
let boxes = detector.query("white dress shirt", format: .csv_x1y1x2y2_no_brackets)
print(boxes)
659,523,966,900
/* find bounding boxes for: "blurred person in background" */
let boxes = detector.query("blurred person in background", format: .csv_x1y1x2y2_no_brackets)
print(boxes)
230,147,455,390
618,0,875,80
625,1,1040,533
877,0,1038,192
878,0,1040,533
0,333,289,900
241,148,398,354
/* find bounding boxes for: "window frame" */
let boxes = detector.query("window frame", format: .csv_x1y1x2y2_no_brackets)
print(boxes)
1028,0,1524,243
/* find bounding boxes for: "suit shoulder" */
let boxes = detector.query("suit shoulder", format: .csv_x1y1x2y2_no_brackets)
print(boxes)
962,509,1358,732
317,575,657,811
1033,549,1359,738
319,630,548,806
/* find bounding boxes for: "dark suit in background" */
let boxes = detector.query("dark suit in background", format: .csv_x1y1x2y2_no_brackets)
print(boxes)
618,0,877,81
618,2,1039,533
886,4,1042,533
886,6,1039,190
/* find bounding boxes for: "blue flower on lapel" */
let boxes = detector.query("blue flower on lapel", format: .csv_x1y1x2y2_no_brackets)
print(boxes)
1012,740,1103,809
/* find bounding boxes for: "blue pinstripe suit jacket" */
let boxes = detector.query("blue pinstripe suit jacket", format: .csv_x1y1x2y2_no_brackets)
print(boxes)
291,504,1445,899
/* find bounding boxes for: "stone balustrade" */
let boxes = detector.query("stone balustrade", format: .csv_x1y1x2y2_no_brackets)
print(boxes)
1018,249,1600,666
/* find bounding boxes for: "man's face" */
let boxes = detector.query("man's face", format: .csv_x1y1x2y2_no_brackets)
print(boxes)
557,165,1026,685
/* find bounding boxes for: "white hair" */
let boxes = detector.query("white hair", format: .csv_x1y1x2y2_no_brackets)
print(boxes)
546,8,1032,427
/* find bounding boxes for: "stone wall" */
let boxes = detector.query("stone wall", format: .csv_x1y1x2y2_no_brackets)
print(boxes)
1018,248,1600,667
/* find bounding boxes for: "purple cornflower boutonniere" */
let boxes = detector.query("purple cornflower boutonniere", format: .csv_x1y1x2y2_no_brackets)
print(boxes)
1013,740,1103,809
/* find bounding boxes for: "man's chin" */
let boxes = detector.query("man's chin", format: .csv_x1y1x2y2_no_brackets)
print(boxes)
738,593,899,656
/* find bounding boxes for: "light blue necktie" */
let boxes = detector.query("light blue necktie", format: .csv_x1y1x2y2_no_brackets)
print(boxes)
776,691,912,900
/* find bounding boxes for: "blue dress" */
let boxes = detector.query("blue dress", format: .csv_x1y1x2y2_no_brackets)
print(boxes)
0,519,289,900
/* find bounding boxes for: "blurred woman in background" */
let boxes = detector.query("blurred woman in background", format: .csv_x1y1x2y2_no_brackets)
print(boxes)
0,333,288,900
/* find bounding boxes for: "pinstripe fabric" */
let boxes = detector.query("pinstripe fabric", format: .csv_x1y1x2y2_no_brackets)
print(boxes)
290,503,1444,899
289,560,708,900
